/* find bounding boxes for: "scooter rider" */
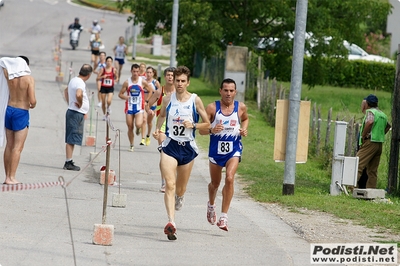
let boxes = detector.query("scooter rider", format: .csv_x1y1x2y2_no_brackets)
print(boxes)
68,17,83,49
68,17,83,31
90,20,102,42
91,20,101,33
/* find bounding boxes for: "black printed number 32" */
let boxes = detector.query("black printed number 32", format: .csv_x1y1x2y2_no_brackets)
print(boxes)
173,125,185,136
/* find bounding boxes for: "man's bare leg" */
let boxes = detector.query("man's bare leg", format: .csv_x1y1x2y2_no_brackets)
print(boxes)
208,162,223,206
101,93,107,115
126,114,134,146
175,160,194,197
221,157,239,213
134,112,144,137
97,81,102,105
140,111,147,144
65,143,75,159
3,128,28,184
160,152,178,222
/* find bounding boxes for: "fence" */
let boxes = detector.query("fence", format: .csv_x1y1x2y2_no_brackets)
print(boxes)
258,75,361,159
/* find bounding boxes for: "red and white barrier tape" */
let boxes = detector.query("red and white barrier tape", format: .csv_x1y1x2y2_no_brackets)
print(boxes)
1,181,65,192
1,137,116,193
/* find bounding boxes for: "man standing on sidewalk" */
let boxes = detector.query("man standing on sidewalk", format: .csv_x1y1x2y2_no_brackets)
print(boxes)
63,64,93,171
356,94,391,188
199,78,249,231
1,56,36,185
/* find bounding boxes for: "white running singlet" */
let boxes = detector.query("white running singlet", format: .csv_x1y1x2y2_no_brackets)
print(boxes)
165,93,198,142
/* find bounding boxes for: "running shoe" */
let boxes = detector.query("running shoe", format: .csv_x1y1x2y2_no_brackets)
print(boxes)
129,145,134,152
135,127,141,136
140,138,145,145
217,216,228,231
97,102,102,107
207,202,217,225
175,195,184,211
145,137,151,146
164,222,177,240
159,184,165,193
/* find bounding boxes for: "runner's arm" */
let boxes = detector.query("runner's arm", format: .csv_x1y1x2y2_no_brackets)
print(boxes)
184,96,210,130
199,103,215,135
96,67,104,81
118,81,129,100
238,102,249,137
28,76,36,109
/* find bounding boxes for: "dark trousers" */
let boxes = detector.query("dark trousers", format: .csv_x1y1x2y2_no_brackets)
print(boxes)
356,139,382,188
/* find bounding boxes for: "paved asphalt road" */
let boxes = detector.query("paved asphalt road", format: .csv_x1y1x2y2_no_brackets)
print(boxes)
0,1,315,265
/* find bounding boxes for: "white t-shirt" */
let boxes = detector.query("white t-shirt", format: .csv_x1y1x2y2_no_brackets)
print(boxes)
67,76,89,114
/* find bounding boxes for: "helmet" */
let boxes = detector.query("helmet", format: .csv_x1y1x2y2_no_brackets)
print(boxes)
93,20,98,24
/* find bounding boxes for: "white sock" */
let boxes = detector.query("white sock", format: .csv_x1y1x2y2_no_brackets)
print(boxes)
221,213,228,218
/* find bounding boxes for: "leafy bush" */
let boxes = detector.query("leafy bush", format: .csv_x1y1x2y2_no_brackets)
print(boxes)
263,54,396,91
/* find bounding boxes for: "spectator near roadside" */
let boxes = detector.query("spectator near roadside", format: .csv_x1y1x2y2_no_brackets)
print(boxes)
356,94,391,188
63,64,93,171
1,56,36,185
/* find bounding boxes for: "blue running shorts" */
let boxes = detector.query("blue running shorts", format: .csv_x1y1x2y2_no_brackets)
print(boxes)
161,137,198,166
5,106,29,131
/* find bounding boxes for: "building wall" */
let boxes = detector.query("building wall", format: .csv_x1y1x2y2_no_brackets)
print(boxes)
387,0,400,56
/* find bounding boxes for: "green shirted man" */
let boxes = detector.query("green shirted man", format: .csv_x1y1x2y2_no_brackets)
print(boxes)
356,94,391,188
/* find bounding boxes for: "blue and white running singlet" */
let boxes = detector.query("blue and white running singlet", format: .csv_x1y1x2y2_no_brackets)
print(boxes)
209,101,242,166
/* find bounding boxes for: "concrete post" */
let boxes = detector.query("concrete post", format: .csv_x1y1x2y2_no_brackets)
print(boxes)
330,121,348,195
170,0,179,67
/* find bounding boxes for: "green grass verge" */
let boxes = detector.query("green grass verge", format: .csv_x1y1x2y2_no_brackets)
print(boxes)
74,0,127,12
136,52,170,61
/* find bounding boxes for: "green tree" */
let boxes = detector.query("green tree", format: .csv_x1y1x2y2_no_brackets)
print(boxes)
117,0,391,68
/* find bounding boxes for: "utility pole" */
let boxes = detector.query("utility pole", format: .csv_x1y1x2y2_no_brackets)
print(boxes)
170,0,179,67
388,44,400,194
282,0,308,195
131,17,138,60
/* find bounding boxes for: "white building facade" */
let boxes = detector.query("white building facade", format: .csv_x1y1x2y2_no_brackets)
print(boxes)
387,0,400,56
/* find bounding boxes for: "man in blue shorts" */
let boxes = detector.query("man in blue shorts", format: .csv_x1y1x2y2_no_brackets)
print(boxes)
153,66,210,240
63,64,93,171
199,78,249,231
118,63,153,151
1,56,36,185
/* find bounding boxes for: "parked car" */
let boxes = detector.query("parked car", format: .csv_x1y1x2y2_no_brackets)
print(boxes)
257,35,394,64
344,40,394,64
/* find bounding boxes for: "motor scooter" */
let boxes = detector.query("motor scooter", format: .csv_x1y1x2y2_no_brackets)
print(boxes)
70,28,82,50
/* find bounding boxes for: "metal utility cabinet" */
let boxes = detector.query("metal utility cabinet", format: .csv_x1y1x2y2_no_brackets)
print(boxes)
330,121,359,195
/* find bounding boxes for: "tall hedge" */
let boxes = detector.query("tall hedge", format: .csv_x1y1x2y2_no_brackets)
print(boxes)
262,54,396,92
